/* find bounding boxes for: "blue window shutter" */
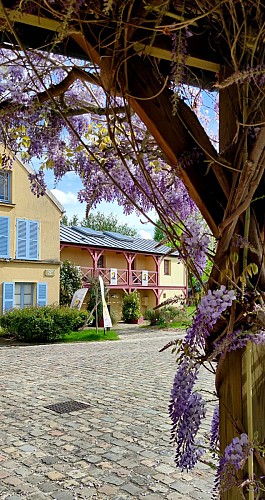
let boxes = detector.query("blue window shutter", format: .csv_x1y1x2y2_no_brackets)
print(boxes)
17,219,27,259
2,282,14,313
37,283,47,307
16,219,39,260
0,216,9,258
28,221,38,260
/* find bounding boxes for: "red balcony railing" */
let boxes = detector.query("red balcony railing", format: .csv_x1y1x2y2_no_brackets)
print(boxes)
80,267,158,287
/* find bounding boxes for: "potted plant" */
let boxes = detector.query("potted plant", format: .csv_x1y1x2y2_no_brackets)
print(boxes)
122,291,142,324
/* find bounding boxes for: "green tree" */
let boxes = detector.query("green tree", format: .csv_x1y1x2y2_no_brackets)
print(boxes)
153,220,166,242
60,260,83,306
61,214,80,226
81,211,137,237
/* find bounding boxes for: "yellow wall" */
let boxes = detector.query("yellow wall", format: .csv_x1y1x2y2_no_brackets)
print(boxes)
0,152,61,262
104,252,127,269
159,257,186,286
0,261,60,307
0,149,62,313
61,247,93,267
134,254,156,271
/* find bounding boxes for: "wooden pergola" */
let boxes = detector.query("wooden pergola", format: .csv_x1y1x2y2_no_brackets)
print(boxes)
0,2,264,498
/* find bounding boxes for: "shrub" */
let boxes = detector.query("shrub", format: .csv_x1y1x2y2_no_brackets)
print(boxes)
60,260,83,306
122,291,141,322
0,306,88,343
145,306,183,327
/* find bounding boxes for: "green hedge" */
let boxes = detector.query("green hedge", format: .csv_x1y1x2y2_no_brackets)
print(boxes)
0,306,89,343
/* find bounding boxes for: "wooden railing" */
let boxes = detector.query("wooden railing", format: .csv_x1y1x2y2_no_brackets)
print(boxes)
80,267,158,286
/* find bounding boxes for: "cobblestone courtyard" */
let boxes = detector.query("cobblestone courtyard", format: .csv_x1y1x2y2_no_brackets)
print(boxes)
0,328,216,499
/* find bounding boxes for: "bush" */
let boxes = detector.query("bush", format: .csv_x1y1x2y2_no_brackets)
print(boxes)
122,291,141,322
60,260,83,306
0,306,89,343
145,306,183,327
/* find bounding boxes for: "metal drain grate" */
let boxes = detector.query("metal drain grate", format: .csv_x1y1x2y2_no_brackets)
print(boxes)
44,400,89,414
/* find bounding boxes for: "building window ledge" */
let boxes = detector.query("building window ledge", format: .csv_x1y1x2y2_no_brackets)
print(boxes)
0,202,16,208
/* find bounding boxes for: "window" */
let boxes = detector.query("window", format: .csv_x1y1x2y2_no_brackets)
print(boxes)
2,282,47,313
164,259,171,275
15,283,34,308
0,171,10,203
16,219,39,260
0,216,9,258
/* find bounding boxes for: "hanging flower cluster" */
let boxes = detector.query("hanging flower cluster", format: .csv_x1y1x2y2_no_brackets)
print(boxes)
214,434,253,494
169,286,237,470
185,285,236,349
210,405,219,452
169,357,205,469
182,216,211,275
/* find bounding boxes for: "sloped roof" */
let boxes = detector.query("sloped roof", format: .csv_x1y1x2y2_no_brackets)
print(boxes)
60,225,179,257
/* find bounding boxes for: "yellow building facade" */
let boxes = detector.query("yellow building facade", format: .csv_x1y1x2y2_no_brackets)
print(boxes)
60,226,187,320
0,148,63,314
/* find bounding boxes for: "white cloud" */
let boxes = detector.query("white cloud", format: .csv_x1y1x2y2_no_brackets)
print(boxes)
138,229,153,240
51,189,78,206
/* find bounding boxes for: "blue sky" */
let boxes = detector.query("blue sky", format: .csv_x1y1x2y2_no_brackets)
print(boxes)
44,170,156,239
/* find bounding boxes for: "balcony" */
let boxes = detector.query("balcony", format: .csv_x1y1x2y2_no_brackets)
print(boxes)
80,267,158,287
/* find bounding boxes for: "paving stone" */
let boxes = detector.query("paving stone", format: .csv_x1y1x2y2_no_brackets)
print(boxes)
2,476,23,487
105,474,125,486
15,466,31,477
189,490,209,499
50,491,75,499
18,445,36,453
38,481,58,493
1,460,18,469
167,493,187,500
121,482,144,495
73,486,97,497
170,480,195,494
133,465,154,476
155,463,178,475
0,330,215,499
152,472,175,485
46,471,65,481
143,495,164,500
27,474,45,484
42,456,59,465
29,494,48,500
98,484,119,495
102,452,123,462
0,470,11,479
5,496,23,500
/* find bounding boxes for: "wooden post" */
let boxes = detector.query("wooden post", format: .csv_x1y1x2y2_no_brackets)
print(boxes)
217,350,244,500
242,345,265,483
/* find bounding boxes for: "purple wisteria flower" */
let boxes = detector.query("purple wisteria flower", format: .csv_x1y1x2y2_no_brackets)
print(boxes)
170,286,236,471
182,216,210,275
28,170,47,197
210,405,219,451
185,285,236,348
215,433,252,494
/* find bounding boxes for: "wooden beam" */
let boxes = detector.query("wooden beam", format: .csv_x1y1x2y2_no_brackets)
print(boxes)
134,42,220,73
0,6,61,31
